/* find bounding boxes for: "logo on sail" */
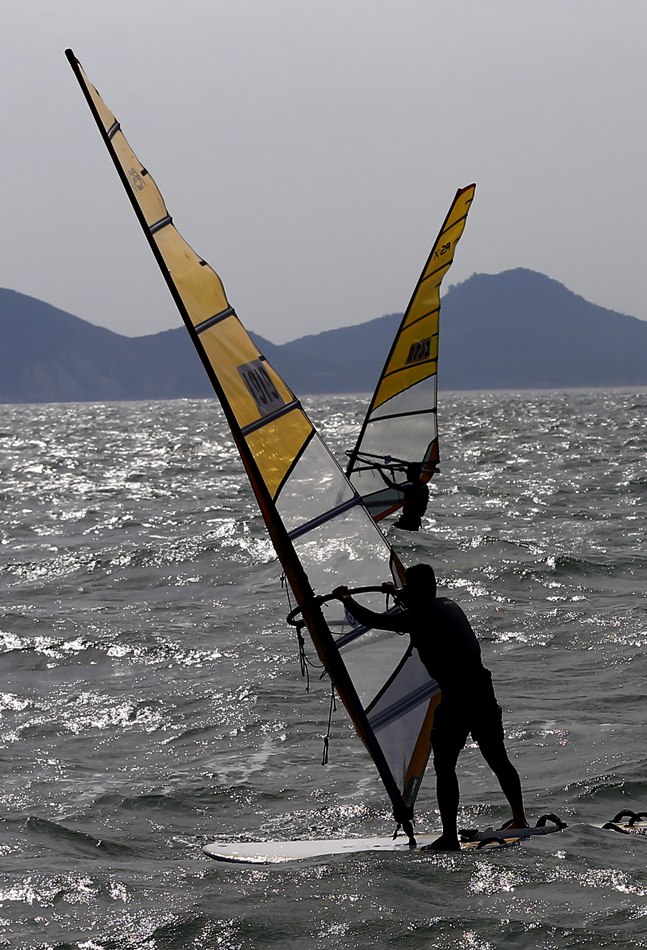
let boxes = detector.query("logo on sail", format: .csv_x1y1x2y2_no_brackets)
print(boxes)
238,359,285,416
405,338,431,365
127,167,146,192
434,240,452,259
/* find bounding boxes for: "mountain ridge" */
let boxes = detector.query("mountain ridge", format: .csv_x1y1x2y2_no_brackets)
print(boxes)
1,268,646,403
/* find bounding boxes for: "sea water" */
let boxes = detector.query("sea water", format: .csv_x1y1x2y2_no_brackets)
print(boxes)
0,390,645,949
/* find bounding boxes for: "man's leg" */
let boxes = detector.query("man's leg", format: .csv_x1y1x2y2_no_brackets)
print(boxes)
429,715,467,850
476,719,528,828
470,676,528,829
434,747,462,845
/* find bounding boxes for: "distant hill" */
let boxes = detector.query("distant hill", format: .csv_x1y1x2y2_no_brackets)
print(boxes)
440,269,647,389
1,269,646,403
0,290,210,403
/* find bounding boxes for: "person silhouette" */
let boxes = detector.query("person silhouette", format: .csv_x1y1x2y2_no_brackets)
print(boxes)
333,563,528,850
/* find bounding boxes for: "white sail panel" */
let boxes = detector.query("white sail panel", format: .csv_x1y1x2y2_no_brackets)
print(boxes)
368,653,440,807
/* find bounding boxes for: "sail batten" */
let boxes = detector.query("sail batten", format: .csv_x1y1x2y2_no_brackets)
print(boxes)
401,311,439,328
346,185,476,523
149,215,173,233
368,683,436,730
67,48,441,827
287,496,363,540
363,407,437,426
195,308,236,332
240,401,303,436
382,359,437,381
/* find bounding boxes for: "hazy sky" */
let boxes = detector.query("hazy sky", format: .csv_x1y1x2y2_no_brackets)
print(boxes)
2,1,646,342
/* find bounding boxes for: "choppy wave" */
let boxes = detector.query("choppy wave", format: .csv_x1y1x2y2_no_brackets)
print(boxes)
1,391,646,949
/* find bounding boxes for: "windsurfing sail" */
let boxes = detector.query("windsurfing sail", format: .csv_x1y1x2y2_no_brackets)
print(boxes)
66,50,440,830
345,185,476,522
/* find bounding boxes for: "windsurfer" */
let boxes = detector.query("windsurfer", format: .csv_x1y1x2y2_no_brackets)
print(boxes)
333,563,528,851
378,462,430,531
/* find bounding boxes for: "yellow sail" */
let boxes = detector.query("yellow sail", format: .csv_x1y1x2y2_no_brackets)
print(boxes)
66,49,441,830
346,185,476,522
72,60,312,505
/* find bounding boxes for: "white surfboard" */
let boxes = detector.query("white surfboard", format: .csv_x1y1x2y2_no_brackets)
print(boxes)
203,817,566,864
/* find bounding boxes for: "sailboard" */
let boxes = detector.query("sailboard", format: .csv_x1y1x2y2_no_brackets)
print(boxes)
66,50,441,837
204,809,647,863
203,814,567,863
345,185,476,523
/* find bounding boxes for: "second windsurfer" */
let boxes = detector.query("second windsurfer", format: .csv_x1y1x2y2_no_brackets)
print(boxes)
378,463,430,531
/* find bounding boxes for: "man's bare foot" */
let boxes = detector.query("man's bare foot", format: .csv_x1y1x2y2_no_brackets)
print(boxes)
427,834,461,851
501,818,530,830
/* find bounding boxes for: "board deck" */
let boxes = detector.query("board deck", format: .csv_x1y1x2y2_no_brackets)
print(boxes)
203,817,566,864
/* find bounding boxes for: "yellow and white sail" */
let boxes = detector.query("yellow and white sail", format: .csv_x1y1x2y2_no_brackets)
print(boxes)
66,50,441,827
346,186,476,522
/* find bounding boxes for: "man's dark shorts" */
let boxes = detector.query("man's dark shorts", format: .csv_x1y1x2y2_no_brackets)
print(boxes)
431,668,505,760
